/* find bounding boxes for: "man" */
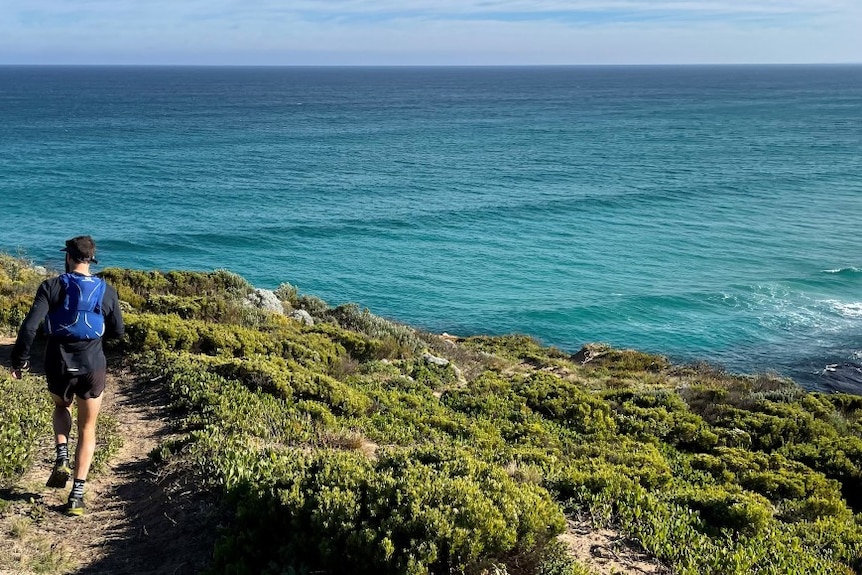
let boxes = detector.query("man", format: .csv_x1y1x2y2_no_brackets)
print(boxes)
11,236,124,516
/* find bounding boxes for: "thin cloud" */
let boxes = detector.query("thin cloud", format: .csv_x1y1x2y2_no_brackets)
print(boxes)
6,0,851,21
1,0,859,64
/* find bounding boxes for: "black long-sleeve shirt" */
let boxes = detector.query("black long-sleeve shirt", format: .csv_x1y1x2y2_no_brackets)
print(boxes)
11,273,124,379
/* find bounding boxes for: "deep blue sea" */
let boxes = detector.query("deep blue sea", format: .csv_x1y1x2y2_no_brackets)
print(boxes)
2,65,861,391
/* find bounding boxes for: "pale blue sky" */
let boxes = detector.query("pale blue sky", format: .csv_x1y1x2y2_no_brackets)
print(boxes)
1,0,860,65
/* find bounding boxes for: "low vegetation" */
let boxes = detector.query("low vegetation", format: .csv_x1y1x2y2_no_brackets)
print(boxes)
1,255,861,574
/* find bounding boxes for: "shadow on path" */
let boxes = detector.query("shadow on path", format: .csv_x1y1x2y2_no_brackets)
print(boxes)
74,373,217,575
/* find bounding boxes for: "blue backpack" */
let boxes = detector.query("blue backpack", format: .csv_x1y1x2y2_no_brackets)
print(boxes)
45,273,107,341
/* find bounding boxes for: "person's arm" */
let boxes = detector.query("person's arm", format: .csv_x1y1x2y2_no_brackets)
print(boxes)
103,285,124,339
10,280,53,376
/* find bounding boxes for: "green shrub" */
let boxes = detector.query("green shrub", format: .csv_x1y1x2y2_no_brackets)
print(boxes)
0,251,49,332
781,436,862,512
411,359,459,390
211,447,566,575
212,355,296,397
144,293,205,319
137,352,317,444
514,373,616,436
816,393,862,416
553,469,851,574
789,516,862,572
325,303,422,355
688,447,850,520
206,355,371,416
0,374,51,485
274,282,299,307
536,539,593,575
462,334,570,368
578,346,671,373
605,389,719,450
124,312,344,367
563,439,673,490
141,293,262,325
441,372,520,415
311,322,405,363
349,377,458,446
672,486,773,535
100,268,251,299
0,294,34,332
708,403,834,452
0,253,49,294
296,294,330,318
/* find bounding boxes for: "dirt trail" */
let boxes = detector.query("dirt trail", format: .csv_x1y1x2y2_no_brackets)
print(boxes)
0,338,214,575
559,518,671,575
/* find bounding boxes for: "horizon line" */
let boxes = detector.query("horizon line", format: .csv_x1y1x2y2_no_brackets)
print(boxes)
2,62,861,68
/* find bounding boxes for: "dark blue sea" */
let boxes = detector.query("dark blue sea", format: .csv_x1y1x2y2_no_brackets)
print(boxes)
2,65,861,392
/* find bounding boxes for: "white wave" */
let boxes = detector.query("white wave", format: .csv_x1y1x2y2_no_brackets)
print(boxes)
822,267,860,274
745,286,862,334
824,301,862,318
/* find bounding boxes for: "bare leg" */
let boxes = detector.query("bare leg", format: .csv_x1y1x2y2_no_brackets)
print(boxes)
50,393,73,446
46,393,74,488
73,394,103,481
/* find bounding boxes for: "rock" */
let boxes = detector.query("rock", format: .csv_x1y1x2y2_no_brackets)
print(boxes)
439,332,459,345
290,309,314,326
817,361,862,394
452,364,467,387
245,288,284,314
422,353,450,367
33,265,48,275
572,344,610,365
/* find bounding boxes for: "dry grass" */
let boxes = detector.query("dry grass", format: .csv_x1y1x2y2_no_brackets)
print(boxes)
318,428,366,451
0,517,75,575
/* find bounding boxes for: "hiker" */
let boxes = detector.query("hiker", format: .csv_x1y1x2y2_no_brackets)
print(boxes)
10,236,124,516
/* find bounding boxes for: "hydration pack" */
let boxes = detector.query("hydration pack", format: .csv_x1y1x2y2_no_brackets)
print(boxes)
45,273,107,340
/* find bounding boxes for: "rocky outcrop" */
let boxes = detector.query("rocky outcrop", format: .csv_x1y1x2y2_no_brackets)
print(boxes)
422,352,450,367
289,309,314,326
818,361,862,394
245,288,284,314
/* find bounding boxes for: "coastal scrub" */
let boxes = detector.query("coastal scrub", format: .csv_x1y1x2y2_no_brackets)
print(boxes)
1,256,861,574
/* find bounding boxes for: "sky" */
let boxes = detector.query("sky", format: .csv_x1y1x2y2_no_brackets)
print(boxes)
1,0,860,66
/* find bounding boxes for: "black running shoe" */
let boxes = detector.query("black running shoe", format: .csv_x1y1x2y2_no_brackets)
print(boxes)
46,459,71,488
66,494,85,517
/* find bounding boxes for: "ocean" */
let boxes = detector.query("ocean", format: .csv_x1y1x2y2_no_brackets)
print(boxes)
1,65,861,392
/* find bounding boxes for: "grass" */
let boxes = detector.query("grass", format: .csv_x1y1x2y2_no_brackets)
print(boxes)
0,518,75,575
92,411,123,474
9,516,31,538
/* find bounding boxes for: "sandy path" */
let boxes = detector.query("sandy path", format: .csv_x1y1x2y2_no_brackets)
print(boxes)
559,518,671,575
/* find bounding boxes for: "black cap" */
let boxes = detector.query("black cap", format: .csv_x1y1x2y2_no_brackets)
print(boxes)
61,235,99,265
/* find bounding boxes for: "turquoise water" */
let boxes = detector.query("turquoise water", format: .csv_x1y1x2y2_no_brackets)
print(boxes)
2,66,861,390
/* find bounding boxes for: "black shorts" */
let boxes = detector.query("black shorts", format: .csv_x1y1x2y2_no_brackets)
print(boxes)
48,370,107,402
